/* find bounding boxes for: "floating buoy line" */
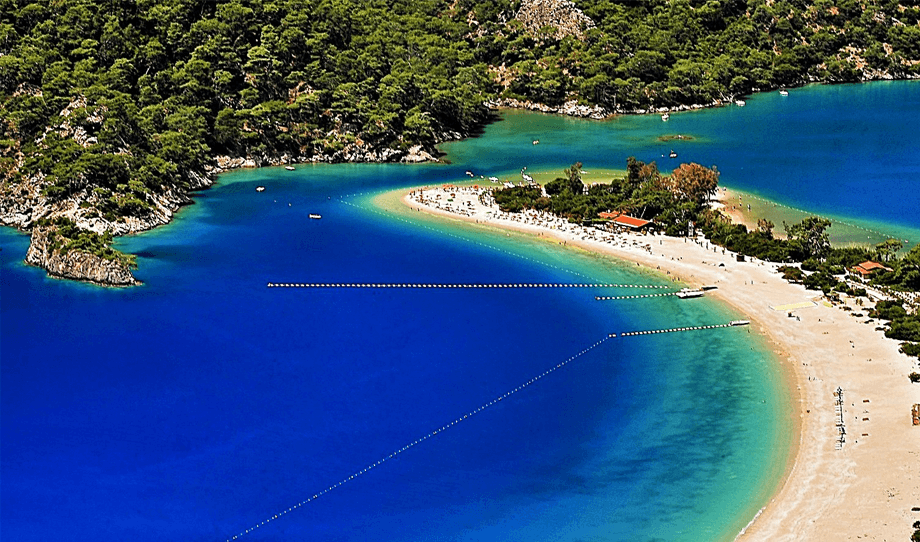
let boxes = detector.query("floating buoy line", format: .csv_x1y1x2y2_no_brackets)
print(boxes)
223,335,613,541
738,192,911,244
226,194,750,540
609,320,749,338
267,282,670,289
223,318,752,540
595,292,679,300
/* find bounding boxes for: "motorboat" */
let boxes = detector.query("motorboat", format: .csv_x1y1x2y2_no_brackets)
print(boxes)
735,100,746,106
309,214,322,219
285,166,295,171
730,320,750,326
255,186,265,192
661,113,670,121
668,150,678,158
779,89,789,96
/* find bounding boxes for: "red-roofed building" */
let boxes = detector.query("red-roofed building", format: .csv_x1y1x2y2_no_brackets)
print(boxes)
598,212,653,230
850,260,893,279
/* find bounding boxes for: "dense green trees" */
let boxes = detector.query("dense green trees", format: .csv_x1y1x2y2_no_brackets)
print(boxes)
38,216,137,267
495,158,722,234
3,0,918,276
2,0,497,199
4,0,917,206
498,0,919,109
786,217,832,260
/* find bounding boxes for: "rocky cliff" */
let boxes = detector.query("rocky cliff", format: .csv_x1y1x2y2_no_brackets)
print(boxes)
514,0,596,40
0,88,458,287
485,97,609,119
25,227,139,286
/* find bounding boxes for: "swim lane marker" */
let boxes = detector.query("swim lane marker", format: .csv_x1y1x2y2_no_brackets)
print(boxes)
608,321,749,338
595,292,679,300
267,282,669,289
223,335,612,541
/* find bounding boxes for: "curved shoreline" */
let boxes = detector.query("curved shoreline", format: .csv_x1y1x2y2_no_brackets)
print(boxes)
396,184,920,541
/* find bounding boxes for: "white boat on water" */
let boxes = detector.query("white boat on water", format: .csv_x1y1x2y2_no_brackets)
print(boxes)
661,113,670,121
285,166,295,171
676,288,704,299
668,150,678,158
309,214,322,219
730,320,750,326
255,186,265,192
735,100,746,106
779,89,789,96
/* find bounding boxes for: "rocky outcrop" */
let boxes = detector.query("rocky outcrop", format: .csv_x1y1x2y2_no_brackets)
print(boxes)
25,227,139,286
514,0,596,40
208,132,461,172
486,97,609,119
0,170,199,236
402,145,438,163
0,85,460,288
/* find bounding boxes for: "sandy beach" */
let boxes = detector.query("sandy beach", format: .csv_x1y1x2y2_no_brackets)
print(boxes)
401,184,920,541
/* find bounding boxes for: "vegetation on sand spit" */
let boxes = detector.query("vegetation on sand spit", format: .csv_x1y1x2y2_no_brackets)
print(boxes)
493,160,920,360
2,0,919,283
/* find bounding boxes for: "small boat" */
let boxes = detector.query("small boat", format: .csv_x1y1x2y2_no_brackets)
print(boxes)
668,150,678,158
676,288,704,299
661,113,670,121
735,100,746,106
488,176,499,182
285,166,295,171
309,214,322,219
730,320,750,326
465,171,474,177
532,140,540,145
255,186,265,192
779,89,789,96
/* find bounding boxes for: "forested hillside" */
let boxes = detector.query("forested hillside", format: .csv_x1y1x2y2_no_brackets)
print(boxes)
1,0,918,284
492,0,920,109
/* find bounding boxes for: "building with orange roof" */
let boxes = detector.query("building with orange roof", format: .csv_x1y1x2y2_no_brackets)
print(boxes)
850,260,893,280
598,212,653,230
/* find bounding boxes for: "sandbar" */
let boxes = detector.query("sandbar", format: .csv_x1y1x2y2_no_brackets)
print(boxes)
399,184,920,541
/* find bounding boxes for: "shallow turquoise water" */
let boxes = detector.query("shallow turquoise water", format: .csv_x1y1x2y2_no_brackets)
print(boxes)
443,81,920,245
5,80,918,542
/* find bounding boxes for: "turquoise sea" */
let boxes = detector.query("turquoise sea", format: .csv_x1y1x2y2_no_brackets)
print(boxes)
1,81,917,541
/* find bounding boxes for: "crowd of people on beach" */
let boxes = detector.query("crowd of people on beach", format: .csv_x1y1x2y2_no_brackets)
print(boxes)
407,185,660,255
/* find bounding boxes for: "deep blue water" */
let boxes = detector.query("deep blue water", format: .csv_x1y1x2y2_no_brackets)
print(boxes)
4,80,917,542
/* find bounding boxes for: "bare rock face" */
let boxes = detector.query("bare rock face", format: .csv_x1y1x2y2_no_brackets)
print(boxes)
486,97,609,119
514,0,596,40
402,145,436,163
25,227,139,286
